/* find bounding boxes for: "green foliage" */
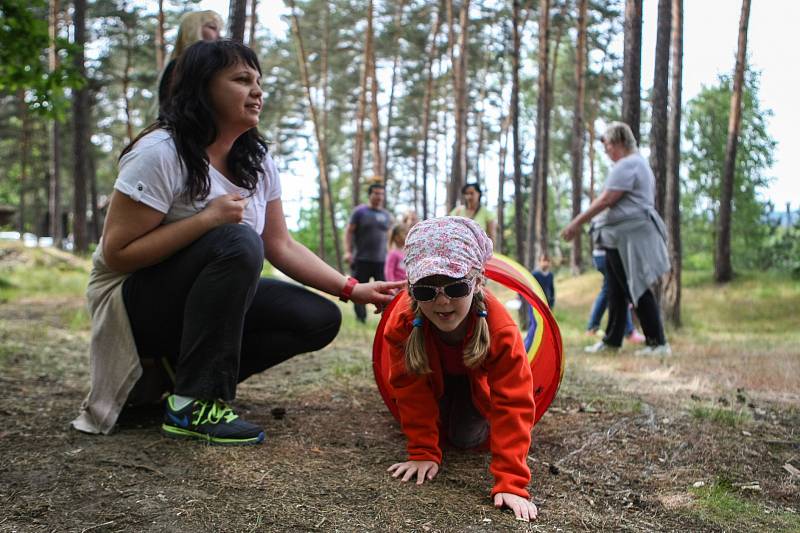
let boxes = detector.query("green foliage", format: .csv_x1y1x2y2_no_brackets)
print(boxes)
0,0,82,117
683,68,777,271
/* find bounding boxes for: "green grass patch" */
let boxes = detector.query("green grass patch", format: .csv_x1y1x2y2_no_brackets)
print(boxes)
690,405,752,427
691,478,800,532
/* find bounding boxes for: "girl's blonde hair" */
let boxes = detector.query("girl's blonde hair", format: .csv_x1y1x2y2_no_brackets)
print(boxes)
389,223,408,249
404,280,491,374
170,11,224,62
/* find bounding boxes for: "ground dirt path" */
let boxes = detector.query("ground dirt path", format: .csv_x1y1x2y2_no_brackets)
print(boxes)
0,292,798,532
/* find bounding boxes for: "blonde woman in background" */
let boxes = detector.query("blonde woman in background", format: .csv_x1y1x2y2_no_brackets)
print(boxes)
158,10,224,111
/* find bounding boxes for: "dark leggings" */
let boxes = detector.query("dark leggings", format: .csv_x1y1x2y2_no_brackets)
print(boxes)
603,248,666,347
439,374,489,449
122,224,342,400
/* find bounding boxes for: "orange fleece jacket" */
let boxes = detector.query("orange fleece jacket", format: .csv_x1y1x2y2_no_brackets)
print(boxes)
384,289,536,498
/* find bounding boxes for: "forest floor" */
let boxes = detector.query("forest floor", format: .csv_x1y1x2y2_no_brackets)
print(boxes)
0,242,799,532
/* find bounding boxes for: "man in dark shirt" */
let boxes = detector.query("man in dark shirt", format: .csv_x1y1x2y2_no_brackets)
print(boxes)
345,182,392,322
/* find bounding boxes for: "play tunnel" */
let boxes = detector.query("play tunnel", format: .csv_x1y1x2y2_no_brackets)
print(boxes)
372,253,564,426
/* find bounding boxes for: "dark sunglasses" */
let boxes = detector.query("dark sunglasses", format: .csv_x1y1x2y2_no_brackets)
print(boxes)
409,278,475,302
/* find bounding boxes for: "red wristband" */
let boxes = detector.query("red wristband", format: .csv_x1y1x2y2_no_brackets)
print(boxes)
339,276,358,302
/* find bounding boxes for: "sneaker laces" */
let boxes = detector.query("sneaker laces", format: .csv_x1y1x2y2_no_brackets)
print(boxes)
191,399,239,426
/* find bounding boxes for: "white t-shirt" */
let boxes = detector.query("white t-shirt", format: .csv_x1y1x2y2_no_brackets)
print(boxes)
114,129,282,235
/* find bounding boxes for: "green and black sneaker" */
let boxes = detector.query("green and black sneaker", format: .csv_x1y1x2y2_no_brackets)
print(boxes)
162,397,265,446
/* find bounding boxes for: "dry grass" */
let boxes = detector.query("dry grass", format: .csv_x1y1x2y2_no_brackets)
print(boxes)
1,244,799,531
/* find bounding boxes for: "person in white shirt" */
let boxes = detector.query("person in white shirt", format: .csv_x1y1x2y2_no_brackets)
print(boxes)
73,40,403,445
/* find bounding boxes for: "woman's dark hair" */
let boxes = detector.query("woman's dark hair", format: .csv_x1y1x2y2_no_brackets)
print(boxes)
461,182,482,214
122,39,267,201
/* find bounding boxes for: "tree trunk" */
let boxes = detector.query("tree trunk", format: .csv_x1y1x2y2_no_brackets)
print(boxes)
382,0,406,182
17,91,30,236
72,0,89,253
622,0,642,143
89,148,100,243
228,0,247,43
527,0,550,269
351,1,372,208
716,0,751,283
446,0,470,212
368,5,383,181
497,112,511,255
569,0,588,275
123,20,134,143
287,0,342,271
512,0,524,264
650,0,671,217
249,0,258,48
49,0,62,246
318,0,330,260
662,0,683,325
420,2,443,220
155,0,165,71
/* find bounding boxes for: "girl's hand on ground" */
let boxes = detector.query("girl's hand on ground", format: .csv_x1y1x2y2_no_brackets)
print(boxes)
387,460,439,485
494,493,538,522
350,280,405,309
203,193,249,226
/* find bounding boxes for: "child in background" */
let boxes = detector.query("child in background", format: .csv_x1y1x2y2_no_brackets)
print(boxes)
532,255,555,309
384,224,408,281
384,216,538,522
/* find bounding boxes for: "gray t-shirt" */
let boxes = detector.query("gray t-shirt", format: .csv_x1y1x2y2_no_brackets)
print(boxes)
350,205,391,263
603,152,655,224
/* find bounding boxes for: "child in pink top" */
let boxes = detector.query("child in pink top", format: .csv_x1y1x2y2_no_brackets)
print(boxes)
384,224,408,281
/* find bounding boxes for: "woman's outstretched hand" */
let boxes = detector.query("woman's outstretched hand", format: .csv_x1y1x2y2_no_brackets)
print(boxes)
560,221,579,242
388,460,439,485
350,280,404,311
494,492,538,522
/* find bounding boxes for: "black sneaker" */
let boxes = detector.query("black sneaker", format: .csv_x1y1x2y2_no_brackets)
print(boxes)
162,397,265,446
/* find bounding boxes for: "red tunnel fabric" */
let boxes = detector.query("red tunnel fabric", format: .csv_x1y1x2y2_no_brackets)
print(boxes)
372,254,564,426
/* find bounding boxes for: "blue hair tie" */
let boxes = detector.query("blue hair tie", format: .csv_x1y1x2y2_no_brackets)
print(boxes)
476,310,488,318
412,317,424,328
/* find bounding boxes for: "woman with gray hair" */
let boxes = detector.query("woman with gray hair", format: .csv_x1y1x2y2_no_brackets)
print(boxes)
561,122,671,355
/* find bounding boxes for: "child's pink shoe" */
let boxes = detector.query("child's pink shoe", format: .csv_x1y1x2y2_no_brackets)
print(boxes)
626,330,646,344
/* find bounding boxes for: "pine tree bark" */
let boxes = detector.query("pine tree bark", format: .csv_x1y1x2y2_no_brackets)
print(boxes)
155,0,165,71
716,0,751,283
72,0,89,253
367,7,383,181
17,91,30,236
569,0,588,275
228,0,247,43
420,2,443,220
318,0,330,259
663,0,683,325
512,0,524,264
249,0,258,48
527,0,550,269
123,18,134,143
382,0,406,181
287,0,342,271
351,1,372,208
446,0,470,212
497,112,511,255
49,0,62,246
622,0,642,143
650,0,671,217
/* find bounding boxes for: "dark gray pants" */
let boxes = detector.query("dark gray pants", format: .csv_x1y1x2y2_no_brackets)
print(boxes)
122,224,342,400
439,374,489,449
